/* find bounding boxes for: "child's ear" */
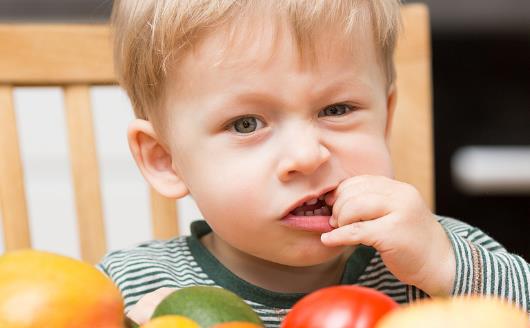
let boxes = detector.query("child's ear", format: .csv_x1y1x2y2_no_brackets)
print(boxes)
384,83,397,144
127,119,189,199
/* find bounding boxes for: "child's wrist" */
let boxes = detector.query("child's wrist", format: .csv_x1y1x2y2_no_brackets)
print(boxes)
417,221,456,297
424,256,455,297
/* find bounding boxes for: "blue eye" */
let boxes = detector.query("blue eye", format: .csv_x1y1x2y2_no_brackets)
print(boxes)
229,116,264,134
318,104,353,117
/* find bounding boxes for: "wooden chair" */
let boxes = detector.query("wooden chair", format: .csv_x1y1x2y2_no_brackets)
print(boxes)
0,4,433,264
0,25,179,264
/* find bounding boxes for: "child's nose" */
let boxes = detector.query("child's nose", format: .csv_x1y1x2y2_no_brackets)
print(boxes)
276,126,331,182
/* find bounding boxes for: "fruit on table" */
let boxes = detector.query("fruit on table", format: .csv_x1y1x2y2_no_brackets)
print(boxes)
375,296,529,328
210,323,264,328
140,315,200,328
152,286,263,328
0,249,124,328
281,285,399,328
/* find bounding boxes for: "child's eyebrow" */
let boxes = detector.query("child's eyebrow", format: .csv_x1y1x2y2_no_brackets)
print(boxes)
311,78,374,101
207,78,372,114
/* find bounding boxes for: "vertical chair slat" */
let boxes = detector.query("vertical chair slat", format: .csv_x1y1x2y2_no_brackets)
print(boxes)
150,187,179,239
0,85,32,250
391,4,434,210
63,85,106,264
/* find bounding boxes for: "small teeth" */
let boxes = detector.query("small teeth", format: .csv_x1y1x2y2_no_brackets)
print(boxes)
305,198,318,205
293,205,331,216
303,193,327,206
294,209,305,216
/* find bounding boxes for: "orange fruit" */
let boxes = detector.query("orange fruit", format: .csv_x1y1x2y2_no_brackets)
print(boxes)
211,322,264,328
0,249,124,328
140,315,200,328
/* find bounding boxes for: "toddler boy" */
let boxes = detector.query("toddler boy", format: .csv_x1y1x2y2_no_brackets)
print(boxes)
99,0,530,326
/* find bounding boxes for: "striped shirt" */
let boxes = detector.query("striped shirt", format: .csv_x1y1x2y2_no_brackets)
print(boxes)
98,217,530,327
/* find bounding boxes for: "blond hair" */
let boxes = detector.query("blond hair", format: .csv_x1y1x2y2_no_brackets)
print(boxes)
111,0,402,123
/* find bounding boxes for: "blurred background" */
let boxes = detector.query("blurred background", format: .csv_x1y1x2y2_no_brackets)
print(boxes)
0,0,528,260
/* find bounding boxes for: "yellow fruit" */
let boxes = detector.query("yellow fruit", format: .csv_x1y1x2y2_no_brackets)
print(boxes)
375,296,529,328
140,315,200,328
210,322,264,328
0,249,124,328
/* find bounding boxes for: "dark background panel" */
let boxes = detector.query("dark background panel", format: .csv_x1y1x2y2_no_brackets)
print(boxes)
432,34,530,259
0,0,112,22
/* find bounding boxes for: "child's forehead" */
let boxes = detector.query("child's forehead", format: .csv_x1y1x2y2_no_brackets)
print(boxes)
163,14,386,113
181,12,377,75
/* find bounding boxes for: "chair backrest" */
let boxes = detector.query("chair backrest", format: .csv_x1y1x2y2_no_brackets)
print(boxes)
0,26,179,264
391,4,434,210
0,4,433,264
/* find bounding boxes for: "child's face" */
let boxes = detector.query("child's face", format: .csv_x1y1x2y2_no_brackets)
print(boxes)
163,19,395,266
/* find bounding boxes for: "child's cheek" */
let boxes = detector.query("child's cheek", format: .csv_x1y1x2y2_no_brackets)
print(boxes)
334,136,394,178
191,162,265,218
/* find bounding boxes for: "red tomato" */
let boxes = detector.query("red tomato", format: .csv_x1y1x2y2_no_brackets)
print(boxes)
281,286,398,328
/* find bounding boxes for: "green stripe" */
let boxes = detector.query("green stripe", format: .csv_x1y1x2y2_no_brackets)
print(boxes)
487,251,498,295
514,256,529,309
121,278,175,293
487,245,504,252
497,252,516,304
341,245,377,284
453,234,467,294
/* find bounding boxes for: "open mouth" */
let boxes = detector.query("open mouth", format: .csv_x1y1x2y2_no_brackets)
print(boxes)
282,191,335,233
290,194,332,217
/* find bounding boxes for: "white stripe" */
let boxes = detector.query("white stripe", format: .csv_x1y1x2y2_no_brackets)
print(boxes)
358,265,391,280
459,240,473,294
105,240,189,254
110,258,202,274
364,280,404,290
497,253,515,301
366,257,386,269
492,251,499,295
484,246,492,294
103,251,194,264
359,273,399,286
516,257,530,312
114,264,204,285
120,274,210,290
500,256,507,299
107,259,202,276
455,237,467,294
468,231,489,244
111,258,201,274
512,255,526,309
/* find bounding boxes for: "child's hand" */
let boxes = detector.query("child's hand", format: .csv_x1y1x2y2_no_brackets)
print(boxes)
321,175,456,297
127,287,176,325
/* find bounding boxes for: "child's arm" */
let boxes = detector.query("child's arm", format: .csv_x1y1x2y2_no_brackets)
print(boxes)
96,252,178,324
126,287,176,324
321,175,529,311
97,260,176,324
437,216,530,309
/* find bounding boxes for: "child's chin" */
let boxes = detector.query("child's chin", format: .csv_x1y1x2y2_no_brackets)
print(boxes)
275,246,348,267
